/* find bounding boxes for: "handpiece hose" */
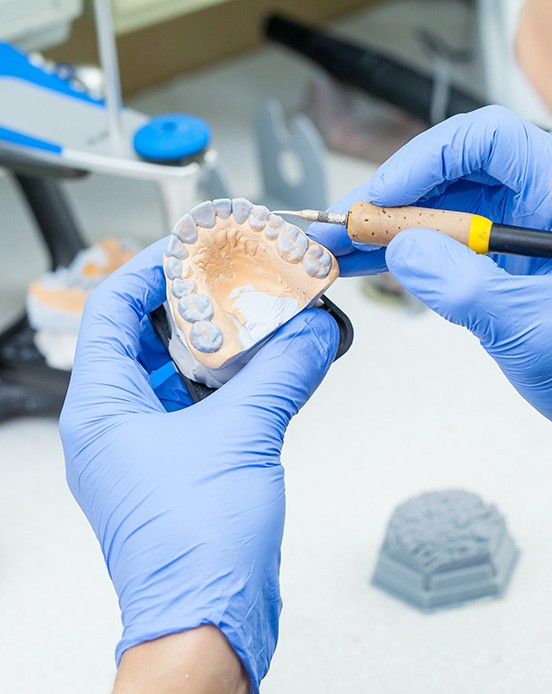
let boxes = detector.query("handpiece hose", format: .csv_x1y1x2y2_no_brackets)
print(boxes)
264,14,485,123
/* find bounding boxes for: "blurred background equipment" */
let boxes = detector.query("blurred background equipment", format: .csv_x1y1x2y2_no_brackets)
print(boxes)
0,0,224,420
0,0,82,50
264,12,485,126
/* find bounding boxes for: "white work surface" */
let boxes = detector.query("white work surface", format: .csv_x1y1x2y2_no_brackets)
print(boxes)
1,4,552,693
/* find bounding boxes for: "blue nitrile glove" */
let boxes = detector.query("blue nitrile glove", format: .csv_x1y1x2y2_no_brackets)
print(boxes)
310,105,552,420
59,238,339,692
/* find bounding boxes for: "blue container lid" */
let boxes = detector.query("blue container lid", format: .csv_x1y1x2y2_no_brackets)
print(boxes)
133,113,211,161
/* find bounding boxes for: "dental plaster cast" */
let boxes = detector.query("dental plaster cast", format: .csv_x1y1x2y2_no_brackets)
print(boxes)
372,490,519,611
164,197,339,387
27,238,139,369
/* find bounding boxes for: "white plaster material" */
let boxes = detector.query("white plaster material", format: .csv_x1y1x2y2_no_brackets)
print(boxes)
33,330,78,370
229,285,299,347
25,237,139,370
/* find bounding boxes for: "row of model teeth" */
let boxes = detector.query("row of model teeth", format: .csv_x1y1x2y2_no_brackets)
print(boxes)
164,198,332,354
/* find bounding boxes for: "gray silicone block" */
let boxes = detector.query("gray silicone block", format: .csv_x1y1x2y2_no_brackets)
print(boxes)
372,490,519,611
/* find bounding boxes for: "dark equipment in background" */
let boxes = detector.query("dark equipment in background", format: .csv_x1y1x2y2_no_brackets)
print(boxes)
0,148,87,421
264,13,486,125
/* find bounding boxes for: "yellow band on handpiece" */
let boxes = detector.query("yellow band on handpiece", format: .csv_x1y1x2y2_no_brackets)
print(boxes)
468,214,492,254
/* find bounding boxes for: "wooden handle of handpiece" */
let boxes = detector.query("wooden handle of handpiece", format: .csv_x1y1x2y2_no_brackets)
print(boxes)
347,201,492,253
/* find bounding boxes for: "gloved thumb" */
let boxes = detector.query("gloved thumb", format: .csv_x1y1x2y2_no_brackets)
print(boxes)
217,308,339,433
385,228,518,342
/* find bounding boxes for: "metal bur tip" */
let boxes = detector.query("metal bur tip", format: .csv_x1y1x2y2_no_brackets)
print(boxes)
271,209,301,217
271,209,348,226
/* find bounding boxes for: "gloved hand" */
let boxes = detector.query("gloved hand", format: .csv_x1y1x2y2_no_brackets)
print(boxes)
59,238,338,691
310,105,552,420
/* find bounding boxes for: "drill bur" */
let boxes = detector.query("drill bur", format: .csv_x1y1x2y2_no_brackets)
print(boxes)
272,209,348,226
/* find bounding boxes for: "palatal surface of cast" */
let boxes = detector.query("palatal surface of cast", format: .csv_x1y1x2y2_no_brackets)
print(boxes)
163,197,339,381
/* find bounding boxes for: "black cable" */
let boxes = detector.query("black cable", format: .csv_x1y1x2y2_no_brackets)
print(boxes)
264,13,485,124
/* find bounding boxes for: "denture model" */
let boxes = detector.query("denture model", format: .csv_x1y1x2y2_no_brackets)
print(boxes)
27,237,139,370
164,197,339,387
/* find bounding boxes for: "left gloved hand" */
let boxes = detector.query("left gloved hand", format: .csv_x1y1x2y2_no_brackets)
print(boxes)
59,238,338,692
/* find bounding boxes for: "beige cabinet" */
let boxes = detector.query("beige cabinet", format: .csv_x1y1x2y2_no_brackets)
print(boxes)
109,0,231,34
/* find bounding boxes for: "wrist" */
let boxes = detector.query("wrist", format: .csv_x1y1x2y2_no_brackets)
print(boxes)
113,626,250,694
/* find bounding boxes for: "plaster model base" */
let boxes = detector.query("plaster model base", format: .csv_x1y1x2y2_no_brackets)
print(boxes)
372,490,519,612
164,197,339,388
26,238,139,370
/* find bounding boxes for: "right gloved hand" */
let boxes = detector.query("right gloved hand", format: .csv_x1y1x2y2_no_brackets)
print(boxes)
310,106,552,420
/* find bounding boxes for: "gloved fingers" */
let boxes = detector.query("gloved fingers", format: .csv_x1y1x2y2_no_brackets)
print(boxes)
211,308,339,435
69,238,169,415
138,315,193,410
385,228,520,341
386,228,552,420
337,248,388,276
416,171,504,204
491,253,552,277
367,106,552,225
413,178,509,220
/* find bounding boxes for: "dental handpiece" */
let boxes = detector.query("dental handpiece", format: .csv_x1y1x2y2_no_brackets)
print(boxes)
273,202,552,258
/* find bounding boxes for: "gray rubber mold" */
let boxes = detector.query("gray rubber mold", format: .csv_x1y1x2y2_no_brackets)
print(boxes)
372,490,519,611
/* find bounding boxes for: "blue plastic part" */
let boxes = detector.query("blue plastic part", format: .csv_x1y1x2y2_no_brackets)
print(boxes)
133,114,211,161
0,125,62,154
149,360,176,389
0,42,103,106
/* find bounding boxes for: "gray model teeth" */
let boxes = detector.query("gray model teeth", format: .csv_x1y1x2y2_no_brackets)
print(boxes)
265,214,285,240
213,198,232,220
174,213,198,244
277,225,309,262
249,204,270,231
232,197,253,224
303,245,332,278
189,320,224,353
166,235,189,260
171,278,196,299
191,201,216,228
165,256,183,280
178,294,214,322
